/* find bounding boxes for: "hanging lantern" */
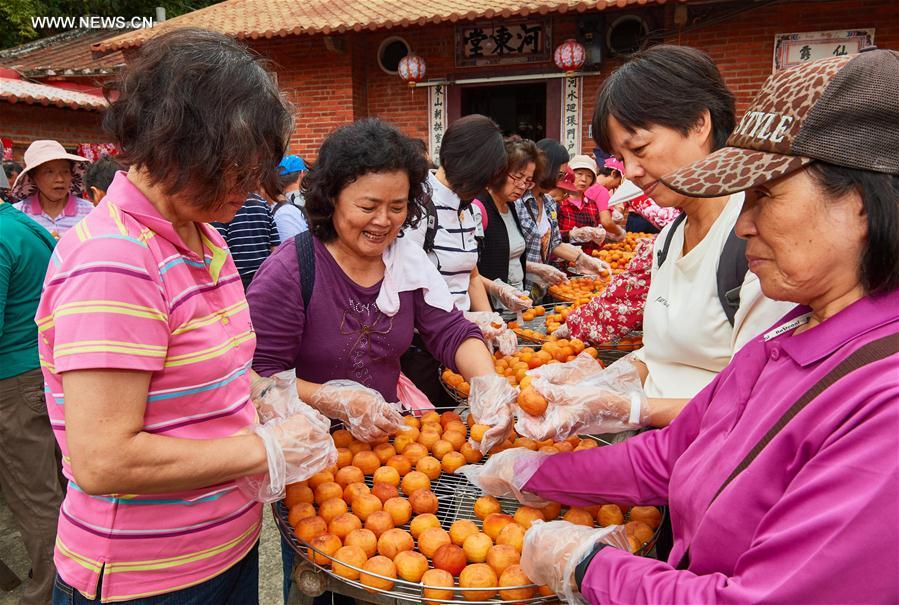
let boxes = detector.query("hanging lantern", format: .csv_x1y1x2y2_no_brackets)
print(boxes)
554,39,586,75
398,54,427,88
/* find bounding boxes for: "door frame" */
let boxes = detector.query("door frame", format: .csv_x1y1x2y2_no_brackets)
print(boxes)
447,77,562,140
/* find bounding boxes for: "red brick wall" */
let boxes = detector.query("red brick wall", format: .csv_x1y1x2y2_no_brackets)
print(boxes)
669,0,899,117
1,103,107,161
257,0,899,160
250,36,357,161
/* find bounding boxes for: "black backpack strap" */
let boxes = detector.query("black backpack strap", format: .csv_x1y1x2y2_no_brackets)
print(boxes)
421,194,439,253
716,227,750,326
293,229,315,308
656,212,687,268
676,331,899,570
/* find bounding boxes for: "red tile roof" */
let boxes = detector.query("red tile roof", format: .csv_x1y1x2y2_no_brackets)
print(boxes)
94,0,672,52
0,29,125,77
0,78,107,111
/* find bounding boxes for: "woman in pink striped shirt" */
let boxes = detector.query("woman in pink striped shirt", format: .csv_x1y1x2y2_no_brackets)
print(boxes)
39,29,334,605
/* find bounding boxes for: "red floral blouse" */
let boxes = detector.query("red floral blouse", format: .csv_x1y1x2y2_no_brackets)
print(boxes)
566,236,655,344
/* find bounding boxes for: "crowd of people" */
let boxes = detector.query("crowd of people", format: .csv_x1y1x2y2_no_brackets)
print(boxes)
0,25,896,605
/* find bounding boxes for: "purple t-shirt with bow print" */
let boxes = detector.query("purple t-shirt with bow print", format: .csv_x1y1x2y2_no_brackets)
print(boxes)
247,235,481,401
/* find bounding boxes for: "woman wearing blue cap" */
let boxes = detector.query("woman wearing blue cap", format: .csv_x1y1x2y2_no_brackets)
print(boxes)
272,154,309,240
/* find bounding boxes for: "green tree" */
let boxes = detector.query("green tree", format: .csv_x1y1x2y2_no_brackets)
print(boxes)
0,0,220,50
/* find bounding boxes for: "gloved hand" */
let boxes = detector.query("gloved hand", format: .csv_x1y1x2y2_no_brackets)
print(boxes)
612,209,625,226
250,370,303,424
238,403,337,502
310,380,405,443
455,447,549,507
463,311,518,356
467,374,518,455
574,253,611,277
493,329,519,356
515,356,648,442
569,226,606,245
550,323,571,339
488,279,533,312
525,351,603,385
526,262,568,286
520,520,630,605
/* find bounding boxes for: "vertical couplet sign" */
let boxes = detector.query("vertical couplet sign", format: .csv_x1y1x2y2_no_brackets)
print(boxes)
429,84,448,166
561,76,582,157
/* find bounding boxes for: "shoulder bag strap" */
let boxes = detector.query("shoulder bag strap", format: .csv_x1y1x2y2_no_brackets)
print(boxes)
294,230,315,309
656,212,687,268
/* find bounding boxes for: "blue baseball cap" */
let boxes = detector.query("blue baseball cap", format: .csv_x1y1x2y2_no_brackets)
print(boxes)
278,155,307,175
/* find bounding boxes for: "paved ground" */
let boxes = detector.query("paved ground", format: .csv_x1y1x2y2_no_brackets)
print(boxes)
0,490,284,604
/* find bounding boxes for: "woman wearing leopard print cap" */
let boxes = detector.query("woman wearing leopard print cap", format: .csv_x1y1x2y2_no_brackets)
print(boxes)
462,48,899,605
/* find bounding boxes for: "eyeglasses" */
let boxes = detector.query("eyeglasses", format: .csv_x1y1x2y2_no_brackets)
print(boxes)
508,173,534,188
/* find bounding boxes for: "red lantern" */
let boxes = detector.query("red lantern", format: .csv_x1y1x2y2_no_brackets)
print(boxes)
398,54,427,88
554,39,586,74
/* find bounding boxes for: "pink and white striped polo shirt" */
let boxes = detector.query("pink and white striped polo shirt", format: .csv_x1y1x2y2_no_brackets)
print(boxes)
14,192,94,240
36,172,261,602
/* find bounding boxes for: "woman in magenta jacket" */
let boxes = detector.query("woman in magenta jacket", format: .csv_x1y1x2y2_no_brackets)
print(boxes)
462,49,899,604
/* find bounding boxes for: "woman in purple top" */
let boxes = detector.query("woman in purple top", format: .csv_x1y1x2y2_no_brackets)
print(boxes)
461,50,899,603
248,119,509,442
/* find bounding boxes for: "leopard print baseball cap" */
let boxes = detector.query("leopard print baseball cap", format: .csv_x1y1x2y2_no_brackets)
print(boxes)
662,47,899,198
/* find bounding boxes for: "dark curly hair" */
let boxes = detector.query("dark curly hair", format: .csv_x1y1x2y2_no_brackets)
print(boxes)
303,118,429,242
102,28,293,209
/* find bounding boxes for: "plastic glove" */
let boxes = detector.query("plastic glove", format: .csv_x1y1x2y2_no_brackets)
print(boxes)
463,311,507,340
464,311,518,356
526,262,568,286
493,329,519,356
525,351,603,385
455,447,549,507
550,323,571,339
250,370,304,424
521,520,630,605
612,209,625,226
310,380,405,443
516,356,648,442
574,253,611,277
468,373,518,455
488,279,533,312
569,226,606,245
238,403,337,502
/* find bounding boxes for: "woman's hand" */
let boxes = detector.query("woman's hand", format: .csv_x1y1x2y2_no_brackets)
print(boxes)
526,262,568,286
455,447,549,506
463,312,519,356
467,374,518,454
486,278,533,312
574,253,611,278
569,226,606,245
515,355,649,442
239,405,337,502
310,380,405,442
521,520,629,604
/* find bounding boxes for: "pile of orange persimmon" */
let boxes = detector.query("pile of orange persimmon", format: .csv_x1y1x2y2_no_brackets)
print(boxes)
547,277,608,304
283,410,660,602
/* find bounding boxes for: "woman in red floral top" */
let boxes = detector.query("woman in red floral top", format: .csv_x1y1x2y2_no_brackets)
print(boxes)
562,236,654,344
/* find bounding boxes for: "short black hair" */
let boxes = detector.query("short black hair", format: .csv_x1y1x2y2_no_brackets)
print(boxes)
303,118,428,242
593,44,736,154
278,171,301,190
85,156,124,193
439,114,506,200
102,28,292,209
535,139,569,190
3,161,22,179
808,162,899,295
